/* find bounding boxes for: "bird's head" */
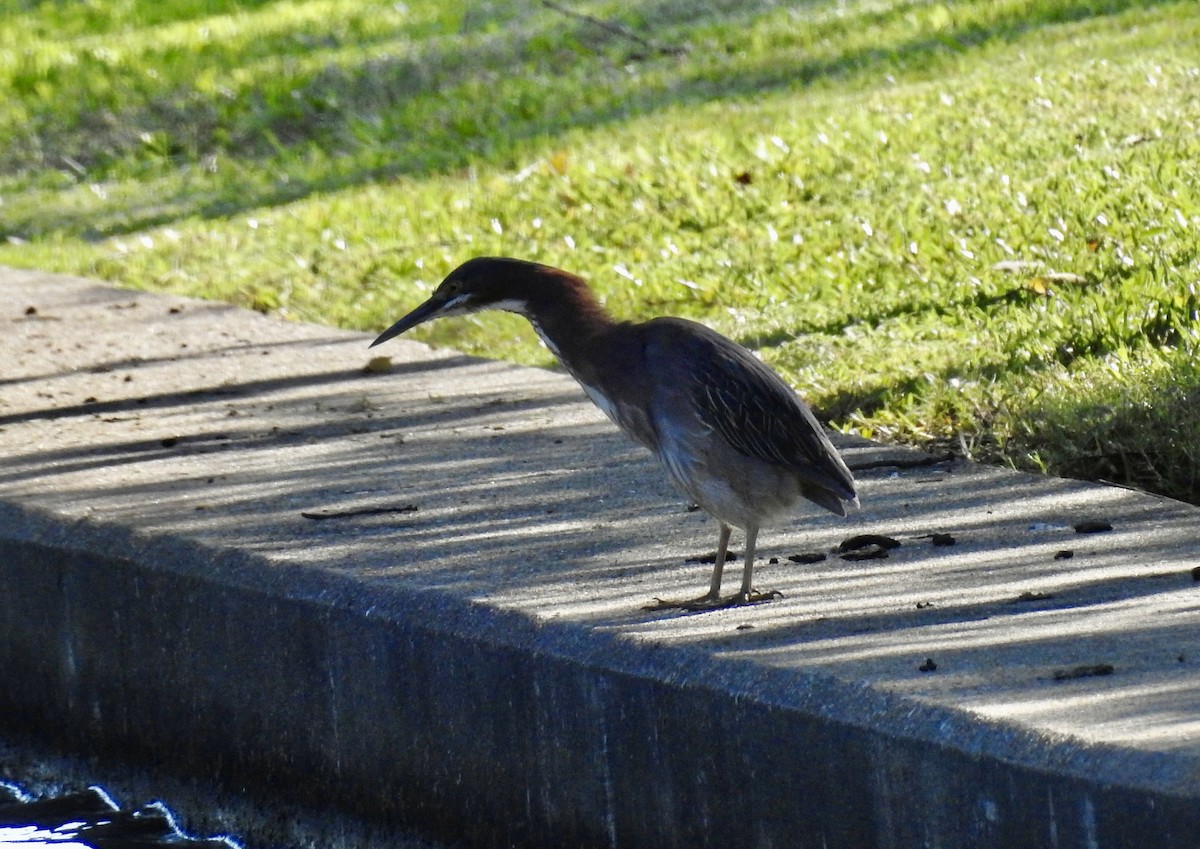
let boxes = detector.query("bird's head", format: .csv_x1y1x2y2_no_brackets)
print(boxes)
370,256,598,348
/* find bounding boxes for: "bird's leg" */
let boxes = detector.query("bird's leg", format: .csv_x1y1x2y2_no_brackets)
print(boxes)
705,521,733,600
738,523,758,598
643,522,778,611
644,522,732,611
732,524,782,605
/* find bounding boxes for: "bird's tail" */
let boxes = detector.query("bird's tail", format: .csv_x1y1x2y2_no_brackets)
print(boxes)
802,483,858,517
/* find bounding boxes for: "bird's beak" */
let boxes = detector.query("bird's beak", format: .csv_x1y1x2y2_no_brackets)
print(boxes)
369,297,445,348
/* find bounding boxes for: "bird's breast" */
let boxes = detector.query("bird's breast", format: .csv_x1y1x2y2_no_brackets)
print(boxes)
529,319,563,360
576,376,659,453
580,382,619,425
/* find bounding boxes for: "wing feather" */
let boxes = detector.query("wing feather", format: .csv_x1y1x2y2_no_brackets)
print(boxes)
647,318,856,503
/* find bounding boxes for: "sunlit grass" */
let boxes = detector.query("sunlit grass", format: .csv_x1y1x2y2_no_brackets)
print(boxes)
2,0,1198,502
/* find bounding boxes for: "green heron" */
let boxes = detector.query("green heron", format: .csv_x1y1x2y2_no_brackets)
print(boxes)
372,257,858,610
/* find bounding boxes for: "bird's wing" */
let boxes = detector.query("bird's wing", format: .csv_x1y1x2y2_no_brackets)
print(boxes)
646,318,857,503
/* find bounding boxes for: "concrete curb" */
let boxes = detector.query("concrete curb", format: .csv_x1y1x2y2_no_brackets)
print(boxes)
2,267,1199,847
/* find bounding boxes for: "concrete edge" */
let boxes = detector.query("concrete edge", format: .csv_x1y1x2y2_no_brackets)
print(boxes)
6,495,1196,795
3,496,1198,848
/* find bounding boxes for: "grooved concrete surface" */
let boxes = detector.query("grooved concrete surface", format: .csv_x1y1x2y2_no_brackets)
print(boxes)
1,266,1198,848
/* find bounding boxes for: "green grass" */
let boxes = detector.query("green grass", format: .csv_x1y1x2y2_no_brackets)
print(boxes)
3,0,1199,503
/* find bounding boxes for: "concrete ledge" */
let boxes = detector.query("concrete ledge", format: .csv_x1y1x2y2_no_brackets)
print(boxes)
2,267,1199,847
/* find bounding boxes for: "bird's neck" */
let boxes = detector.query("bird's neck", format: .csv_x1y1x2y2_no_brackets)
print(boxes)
522,283,620,380
518,276,656,449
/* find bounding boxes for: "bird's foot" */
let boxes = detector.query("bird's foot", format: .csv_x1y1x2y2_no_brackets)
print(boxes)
642,595,722,612
643,589,782,612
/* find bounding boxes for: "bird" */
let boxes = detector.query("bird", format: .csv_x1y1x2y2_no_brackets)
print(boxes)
371,257,858,610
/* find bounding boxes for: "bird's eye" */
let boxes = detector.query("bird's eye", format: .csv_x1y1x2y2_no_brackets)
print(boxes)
445,279,462,297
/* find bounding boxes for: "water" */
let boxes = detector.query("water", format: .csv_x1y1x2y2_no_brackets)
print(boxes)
0,782,240,849
0,731,451,849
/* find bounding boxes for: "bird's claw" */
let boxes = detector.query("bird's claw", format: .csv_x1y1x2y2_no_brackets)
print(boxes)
643,589,782,612
742,588,784,605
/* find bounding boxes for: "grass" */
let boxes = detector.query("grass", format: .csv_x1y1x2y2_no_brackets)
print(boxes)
2,0,1199,503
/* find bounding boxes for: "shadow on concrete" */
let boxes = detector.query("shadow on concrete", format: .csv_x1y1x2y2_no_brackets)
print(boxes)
0,355,561,429
9,349,1199,780
4,271,1200,848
